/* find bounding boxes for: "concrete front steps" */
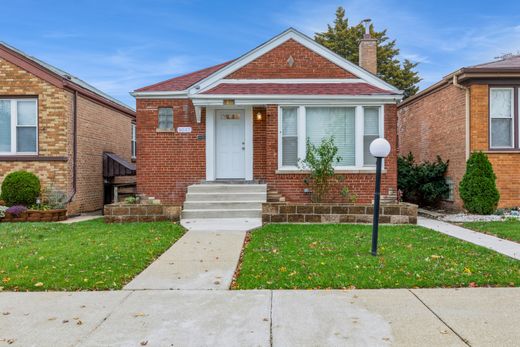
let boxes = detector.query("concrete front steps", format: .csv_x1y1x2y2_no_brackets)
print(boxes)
181,183,267,220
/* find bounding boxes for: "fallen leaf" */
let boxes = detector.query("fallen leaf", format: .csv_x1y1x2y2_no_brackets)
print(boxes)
140,341,148,346
2,312,10,315
133,312,147,318
34,282,44,287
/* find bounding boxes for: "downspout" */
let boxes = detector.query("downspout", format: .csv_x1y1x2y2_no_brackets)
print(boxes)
68,90,78,203
452,72,470,160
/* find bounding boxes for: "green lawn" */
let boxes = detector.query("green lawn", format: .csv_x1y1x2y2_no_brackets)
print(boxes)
233,224,520,289
0,219,184,291
463,218,520,243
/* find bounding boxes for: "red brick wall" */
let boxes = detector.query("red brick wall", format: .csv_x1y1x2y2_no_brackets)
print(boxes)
253,105,398,203
469,84,520,208
136,98,205,204
225,39,357,79
72,95,134,213
397,83,467,209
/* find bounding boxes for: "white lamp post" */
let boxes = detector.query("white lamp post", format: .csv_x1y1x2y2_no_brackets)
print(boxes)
369,138,391,256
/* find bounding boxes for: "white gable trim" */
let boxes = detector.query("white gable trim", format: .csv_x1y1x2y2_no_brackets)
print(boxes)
192,28,401,95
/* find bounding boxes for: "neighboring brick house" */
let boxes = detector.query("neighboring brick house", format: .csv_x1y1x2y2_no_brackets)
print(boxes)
132,28,403,217
398,55,520,210
0,42,136,214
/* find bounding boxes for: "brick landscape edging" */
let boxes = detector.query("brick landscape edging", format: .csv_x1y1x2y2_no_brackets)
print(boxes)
104,203,180,223
262,202,417,224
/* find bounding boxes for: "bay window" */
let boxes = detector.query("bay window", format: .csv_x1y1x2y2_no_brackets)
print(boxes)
279,105,383,170
489,88,514,148
0,98,38,155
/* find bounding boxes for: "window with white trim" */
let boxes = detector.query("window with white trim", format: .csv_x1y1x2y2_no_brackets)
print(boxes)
281,107,298,166
0,99,38,155
131,123,136,158
489,88,514,148
158,107,173,130
279,105,383,170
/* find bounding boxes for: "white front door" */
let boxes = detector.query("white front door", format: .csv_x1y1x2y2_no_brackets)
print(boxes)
216,109,245,179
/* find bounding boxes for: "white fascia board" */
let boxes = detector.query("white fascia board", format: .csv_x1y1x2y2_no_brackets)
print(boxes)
193,28,402,94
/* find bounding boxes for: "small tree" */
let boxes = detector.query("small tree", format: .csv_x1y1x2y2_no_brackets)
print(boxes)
301,137,341,202
459,152,500,215
0,171,41,206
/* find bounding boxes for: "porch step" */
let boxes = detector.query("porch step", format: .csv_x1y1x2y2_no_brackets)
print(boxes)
182,183,267,220
182,209,262,219
187,184,267,194
186,192,267,202
183,201,263,210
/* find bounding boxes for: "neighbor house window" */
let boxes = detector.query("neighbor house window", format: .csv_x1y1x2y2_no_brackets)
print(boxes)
279,105,383,170
281,107,298,166
131,123,136,158
489,88,514,148
0,98,38,154
158,107,173,130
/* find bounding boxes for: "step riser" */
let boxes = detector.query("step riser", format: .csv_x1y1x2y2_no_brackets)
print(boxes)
186,193,266,202
183,202,262,210
182,210,262,219
187,184,267,194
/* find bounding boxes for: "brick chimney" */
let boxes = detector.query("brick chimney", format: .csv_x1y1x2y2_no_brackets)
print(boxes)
359,19,377,74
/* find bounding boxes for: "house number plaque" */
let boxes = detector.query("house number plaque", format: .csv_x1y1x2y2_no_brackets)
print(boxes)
177,127,192,133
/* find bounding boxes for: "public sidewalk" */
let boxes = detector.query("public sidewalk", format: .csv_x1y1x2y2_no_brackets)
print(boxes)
1,288,519,346
418,217,520,260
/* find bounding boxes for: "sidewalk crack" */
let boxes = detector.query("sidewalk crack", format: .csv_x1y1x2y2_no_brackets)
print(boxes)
73,291,134,346
269,290,274,347
408,289,471,346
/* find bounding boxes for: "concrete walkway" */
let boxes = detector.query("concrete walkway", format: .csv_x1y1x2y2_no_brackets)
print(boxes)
1,288,519,346
124,218,261,290
419,217,520,260
59,212,102,224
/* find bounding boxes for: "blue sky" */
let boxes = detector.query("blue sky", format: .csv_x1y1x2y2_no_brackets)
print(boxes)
2,0,520,107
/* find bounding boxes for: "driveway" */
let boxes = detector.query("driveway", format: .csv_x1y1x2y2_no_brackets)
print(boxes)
1,288,519,346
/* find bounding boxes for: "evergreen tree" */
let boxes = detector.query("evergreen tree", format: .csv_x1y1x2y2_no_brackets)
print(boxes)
459,152,500,215
315,7,421,98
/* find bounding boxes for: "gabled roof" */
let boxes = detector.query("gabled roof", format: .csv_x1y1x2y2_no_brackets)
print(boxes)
132,28,402,98
0,42,135,116
135,60,235,92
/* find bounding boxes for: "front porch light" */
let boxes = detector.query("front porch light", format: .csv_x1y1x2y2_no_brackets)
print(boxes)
255,112,263,121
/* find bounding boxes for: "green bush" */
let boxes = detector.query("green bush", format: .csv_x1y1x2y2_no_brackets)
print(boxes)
0,171,41,206
398,153,450,207
459,152,499,215
301,136,341,203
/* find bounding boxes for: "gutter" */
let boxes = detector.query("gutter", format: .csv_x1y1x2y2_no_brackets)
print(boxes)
68,90,78,203
452,71,471,160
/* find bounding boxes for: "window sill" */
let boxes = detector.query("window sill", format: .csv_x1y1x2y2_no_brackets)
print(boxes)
276,168,387,174
0,155,68,162
156,128,175,133
484,150,520,154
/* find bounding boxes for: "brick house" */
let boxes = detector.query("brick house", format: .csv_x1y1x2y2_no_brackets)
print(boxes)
398,55,520,210
132,28,403,219
0,42,136,214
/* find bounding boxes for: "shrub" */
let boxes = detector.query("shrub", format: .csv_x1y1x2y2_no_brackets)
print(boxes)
398,153,450,207
301,136,341,203
124,196,138,204
459,152,499,215
44,186,68,209
0,171,41,206
0,205,8,218
6,205,28,217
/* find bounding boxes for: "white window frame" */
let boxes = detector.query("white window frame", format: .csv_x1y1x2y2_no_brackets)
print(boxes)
489,87,515,149
278,104,384,171
131,123,136,159
0,98,38,155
